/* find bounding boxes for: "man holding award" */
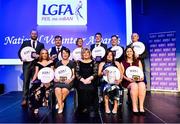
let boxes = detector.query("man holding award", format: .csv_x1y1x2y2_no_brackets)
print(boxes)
127,33,147,71
18,29,44,107
90,33,107,62
49,35,66,64
108,35,124,62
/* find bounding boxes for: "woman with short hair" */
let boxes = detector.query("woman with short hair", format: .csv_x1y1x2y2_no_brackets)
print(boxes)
54,48,75,114
75,48,98,117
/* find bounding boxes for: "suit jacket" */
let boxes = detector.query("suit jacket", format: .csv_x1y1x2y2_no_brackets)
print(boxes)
18,40,45,62
49,46,66,64
90,42,107,51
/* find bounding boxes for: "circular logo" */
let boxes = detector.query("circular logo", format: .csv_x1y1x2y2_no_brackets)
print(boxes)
132,42,145,55
72,48,82,61
38,67,54,84
103,66,121,84
55,65,72,82
20,46,36,62
92,46,106,59
111,46,123,59
125,66,144,81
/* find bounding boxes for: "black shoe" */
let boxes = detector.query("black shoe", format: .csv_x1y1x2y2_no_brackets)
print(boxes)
139,111,146,116
133,111,139,115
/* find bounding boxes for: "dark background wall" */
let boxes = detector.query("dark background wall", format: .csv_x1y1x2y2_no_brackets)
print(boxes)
131,0,180,90
132,0,180,48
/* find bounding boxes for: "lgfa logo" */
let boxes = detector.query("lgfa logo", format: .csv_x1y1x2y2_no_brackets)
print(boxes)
37,0,87,26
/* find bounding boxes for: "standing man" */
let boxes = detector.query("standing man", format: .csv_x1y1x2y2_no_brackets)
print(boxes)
90,33,107,62
18,29,44,107
127,33,147,71
108,35,124,62
49,35,66,64
90,33,107,104
90,33,107,51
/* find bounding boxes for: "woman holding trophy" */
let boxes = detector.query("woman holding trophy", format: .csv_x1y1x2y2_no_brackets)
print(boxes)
54,48,75,114
98,50,123,114
120,47,146,115
29,49,54,114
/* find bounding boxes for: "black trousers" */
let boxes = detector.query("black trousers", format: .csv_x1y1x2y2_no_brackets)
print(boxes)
22,62,35,100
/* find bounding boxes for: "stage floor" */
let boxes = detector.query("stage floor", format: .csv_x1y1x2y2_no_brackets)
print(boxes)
0,91,180,123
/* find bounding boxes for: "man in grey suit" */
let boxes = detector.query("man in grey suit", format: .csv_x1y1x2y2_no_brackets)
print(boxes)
18,30,44,107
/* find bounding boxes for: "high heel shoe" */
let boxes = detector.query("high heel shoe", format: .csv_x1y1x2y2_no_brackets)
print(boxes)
58,109,63,114
105,109,111,114
139,111,146,116
139,108,146,116
133,112,139,115
55,104,59,109
112,109,117,114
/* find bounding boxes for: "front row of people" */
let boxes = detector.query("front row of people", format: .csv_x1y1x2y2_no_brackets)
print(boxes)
28,47,146,116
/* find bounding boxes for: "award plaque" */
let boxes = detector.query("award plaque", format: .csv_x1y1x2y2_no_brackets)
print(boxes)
55,65,72,82
103,66,121,84
92,46,105,59
125,66,144,81
38,67,54,83
72,48,82,61
59,76,67,82
132,42,145,55
111,46,123,59
20,46,36,62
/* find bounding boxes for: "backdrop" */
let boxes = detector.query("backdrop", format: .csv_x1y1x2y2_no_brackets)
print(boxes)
0,0,131,92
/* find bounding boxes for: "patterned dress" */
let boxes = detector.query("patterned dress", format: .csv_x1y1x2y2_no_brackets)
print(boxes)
29,62,54,109
102,62,123,105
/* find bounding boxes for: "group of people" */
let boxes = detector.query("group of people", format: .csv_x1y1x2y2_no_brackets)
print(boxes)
18,30,147,116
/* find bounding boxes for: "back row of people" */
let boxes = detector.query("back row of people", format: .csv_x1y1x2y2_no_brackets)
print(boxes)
18,30,146,116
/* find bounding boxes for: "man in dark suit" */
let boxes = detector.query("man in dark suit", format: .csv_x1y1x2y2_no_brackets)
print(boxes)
90,33,107,62
18,29,44,107
108,35,124,62
49,35,66,64
127,33,148,71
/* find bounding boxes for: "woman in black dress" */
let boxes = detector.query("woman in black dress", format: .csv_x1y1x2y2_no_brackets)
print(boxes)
54,48,75,114
29,49,54,114
75,48,98,116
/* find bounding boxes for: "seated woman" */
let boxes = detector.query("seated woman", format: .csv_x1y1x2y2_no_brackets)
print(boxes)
54,48,75,114
98,50,123,114
29,49,54,114
120,47,146,115
75,48,98,116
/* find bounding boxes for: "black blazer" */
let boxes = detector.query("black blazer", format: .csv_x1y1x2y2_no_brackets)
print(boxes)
18,40,45,61
90,42,107,51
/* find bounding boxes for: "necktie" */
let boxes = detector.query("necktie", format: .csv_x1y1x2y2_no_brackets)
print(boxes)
33,41,35,48
57,48,60,53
